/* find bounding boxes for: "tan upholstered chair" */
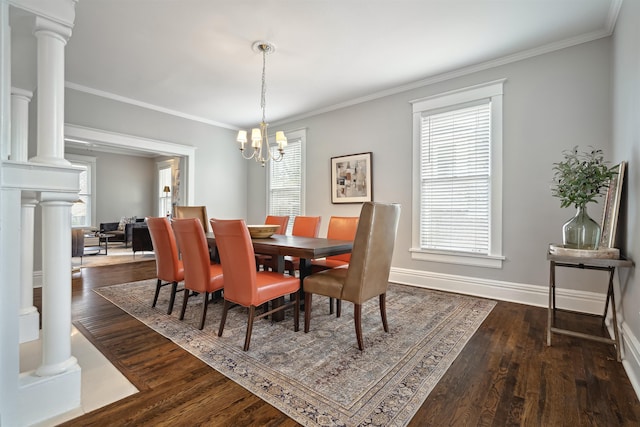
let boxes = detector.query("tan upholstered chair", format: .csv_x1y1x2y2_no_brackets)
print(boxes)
303,202,401,350
310,216,359,315
174,205,210,233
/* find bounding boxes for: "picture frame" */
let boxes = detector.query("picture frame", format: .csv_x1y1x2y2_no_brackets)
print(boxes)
331,152,372,204
600,161,626,248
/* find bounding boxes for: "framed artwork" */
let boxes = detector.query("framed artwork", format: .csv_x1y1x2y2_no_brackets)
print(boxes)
331,152,372,204
600,161,626,248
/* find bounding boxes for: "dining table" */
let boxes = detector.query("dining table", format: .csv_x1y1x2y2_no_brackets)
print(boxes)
206,232,353,321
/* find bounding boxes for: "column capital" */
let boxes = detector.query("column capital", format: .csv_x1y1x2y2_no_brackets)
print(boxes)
21,191,39,206
11,87,33,100
33,15,72,43
37,191,77,204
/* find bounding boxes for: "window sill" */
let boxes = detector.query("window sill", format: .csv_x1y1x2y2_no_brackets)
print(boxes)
410,248,504,269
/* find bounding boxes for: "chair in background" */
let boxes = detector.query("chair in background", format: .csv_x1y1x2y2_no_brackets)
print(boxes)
174,205,210,233
303,202,401,351
71,229,100,264
255,215,290,270
146,217,185,315
211,218,300,351
172,218,224,330
132,222,153,256
262,215,321,275
310,216,359,315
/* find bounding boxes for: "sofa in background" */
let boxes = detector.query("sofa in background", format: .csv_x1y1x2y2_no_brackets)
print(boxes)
99,217,145,247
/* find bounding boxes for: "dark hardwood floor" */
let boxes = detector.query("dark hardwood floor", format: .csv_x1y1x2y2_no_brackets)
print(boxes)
39,261,639,426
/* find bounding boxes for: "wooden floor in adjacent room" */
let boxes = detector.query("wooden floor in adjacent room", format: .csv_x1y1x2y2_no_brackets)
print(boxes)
42,261,640,426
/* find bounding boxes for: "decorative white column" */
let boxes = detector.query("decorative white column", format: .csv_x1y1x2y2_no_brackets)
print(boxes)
19,193,39,343
11,88,32,162
29,17,71,166
0,0,10,161
35,194,78,376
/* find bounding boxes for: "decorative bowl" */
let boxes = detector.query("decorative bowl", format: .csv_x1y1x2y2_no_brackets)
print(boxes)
247,224,280,239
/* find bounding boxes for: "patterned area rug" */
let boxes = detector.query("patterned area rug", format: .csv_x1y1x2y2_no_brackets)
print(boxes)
95,280,495,426
72,246,155,268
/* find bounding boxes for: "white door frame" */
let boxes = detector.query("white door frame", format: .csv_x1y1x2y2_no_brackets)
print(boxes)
64,123,196,205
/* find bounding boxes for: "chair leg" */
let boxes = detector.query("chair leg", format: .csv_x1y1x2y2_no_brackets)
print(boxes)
329,297,334,314
304,292,313,333
152,279,162,308
380,293,389,333
355,303,364,351
167,281,178,315
179,288,190,320
199,292,210,330
337,299,342,318
218,300,230,337
243,306,256,351
294,291,300,332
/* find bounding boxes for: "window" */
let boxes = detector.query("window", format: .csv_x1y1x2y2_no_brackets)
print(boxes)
411,80,504,268
66,154,96,228
158,162,173,216
267,129,306,234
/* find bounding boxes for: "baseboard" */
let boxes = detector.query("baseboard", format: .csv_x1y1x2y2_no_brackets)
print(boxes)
621,321,640,399
389,266,640,402
389,267,606,314
33,271,43,288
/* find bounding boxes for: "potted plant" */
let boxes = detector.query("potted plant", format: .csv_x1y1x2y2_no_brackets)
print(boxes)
551,146,618,249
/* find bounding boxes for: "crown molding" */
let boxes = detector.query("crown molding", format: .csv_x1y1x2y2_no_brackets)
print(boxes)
64,82,238,130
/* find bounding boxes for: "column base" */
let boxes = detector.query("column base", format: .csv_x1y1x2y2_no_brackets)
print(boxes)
18,363,81,426
19,307,40,343
35,355,78,377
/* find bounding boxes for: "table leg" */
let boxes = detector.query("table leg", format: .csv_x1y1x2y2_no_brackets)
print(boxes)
547,261,556,346
603,267,614,322
271,255,286,321
606,267,622,362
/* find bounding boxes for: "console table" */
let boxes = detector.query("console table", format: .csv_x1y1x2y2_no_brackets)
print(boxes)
547,252,634,361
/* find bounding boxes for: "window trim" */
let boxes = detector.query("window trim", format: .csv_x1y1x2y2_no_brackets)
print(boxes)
266,128,306,234
66,153,97,228
410,80,505,268
157,159,175,216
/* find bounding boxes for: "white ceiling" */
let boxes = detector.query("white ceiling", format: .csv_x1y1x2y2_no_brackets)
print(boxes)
13,0,619,131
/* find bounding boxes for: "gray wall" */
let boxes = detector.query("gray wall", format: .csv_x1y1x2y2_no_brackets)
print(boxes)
65,149,156,225
250,38,613,293
65,88,248,220
612,0,640,383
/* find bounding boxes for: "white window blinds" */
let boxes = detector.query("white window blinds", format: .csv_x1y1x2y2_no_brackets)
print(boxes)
420,101,491,254
269,138,302,234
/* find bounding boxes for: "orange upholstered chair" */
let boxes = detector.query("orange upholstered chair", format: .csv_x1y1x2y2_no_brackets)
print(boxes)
303,202,401,351
310,216,359,315
311,216,359,271
255,215,290,270
211,218,300,351
265,215,289,234
172,218,224,330
263,215,321,274
146,217,185,315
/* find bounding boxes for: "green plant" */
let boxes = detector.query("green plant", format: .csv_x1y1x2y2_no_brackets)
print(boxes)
551,146,618,209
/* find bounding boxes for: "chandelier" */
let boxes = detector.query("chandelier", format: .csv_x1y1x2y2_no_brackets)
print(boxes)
236,41,287,167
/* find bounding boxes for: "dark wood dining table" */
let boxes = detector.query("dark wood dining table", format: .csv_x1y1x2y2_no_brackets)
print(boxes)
205,232,353,320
